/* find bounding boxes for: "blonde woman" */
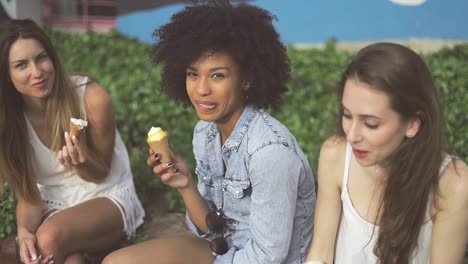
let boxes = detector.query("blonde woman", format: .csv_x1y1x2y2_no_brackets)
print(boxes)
0,19,144,264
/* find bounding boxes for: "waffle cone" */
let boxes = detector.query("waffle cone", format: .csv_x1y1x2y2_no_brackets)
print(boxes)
147,136,171,163
69,122,82,138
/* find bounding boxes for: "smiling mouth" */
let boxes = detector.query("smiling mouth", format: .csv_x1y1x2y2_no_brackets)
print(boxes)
195,101,216,112
32,79,47,87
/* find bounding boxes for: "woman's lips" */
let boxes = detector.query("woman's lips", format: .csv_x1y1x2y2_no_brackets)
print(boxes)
32,79,47,88
352,148,369,158
194,100,216,112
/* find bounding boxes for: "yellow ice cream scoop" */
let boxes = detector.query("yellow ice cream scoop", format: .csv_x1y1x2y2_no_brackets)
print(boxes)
147,127,171,163
147,127,167,142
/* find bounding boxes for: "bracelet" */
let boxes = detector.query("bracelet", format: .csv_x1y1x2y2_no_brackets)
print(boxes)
304,261,325,264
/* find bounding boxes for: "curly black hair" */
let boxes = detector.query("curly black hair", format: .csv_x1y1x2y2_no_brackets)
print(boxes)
152,0,290,110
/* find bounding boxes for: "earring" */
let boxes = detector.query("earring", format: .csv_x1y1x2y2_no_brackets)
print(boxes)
406,132,412,137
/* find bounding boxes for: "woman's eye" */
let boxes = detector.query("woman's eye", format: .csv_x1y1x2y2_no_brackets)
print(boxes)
212,73,225,79
365,123,379,129
342,113,352,119
37,53,49,62
14,62,27,69
186,72,197,78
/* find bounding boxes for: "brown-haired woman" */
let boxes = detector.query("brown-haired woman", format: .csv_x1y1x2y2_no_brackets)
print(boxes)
0,19,144,264
305,42,468,264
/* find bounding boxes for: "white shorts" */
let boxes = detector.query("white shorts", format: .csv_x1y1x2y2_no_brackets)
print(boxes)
39,184,145,239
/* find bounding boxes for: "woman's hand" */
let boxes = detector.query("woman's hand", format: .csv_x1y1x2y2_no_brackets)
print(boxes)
17,232,54,264
147,148,194,190
147,148,210,232
57,132,86,167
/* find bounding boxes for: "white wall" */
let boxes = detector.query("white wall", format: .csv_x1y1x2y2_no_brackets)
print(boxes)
0,0,42,25
16,0,42,24
0,0,17,18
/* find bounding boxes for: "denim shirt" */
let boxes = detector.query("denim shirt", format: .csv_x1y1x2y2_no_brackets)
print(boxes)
186,105,316,264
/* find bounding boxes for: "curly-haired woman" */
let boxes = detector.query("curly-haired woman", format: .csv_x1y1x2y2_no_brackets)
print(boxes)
103,1,316,263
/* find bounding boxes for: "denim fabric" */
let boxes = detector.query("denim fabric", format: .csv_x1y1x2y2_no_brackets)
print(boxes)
186,105,316,264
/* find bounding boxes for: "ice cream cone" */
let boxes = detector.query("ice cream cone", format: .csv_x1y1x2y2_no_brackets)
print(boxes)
69,118,88,138
147,127,171,163
69,122,81,138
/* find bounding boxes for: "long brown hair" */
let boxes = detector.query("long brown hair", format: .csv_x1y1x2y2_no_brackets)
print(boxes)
0,19,86,203
336,42,447,263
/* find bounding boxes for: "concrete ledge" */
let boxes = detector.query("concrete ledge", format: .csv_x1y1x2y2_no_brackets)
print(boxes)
0,237,17,264
293,38,468,53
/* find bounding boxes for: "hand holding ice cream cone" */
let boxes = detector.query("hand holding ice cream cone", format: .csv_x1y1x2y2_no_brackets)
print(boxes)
58,118,88,167
147,127,171,163
69,118,88,138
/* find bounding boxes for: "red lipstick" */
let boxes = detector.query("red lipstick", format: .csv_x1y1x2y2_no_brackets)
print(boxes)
352,148,368,158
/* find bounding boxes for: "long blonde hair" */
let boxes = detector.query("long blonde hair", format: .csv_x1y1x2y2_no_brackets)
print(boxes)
0,19,87,203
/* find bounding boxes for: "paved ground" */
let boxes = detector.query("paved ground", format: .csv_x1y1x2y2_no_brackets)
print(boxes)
137,209,190,240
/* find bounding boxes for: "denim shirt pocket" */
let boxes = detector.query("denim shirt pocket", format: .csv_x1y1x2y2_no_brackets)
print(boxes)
195,163,217,209
222,179,251,217
222,179,250,198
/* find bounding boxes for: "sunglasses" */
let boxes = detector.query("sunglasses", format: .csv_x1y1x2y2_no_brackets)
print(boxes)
206,208,228,255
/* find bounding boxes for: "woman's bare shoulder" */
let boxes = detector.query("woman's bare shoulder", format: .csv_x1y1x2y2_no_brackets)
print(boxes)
84,81,112,110
437,158,468,211
83,80,115,133
320,135,347,162
318,135,347,187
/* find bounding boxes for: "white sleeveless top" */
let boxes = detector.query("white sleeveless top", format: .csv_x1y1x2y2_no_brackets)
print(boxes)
334,143,451,263
26,75,144,238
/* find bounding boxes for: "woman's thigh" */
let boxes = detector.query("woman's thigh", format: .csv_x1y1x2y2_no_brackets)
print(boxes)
36,197,125,255
102,235,215,264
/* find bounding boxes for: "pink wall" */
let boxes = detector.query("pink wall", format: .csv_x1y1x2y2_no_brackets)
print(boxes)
42,0,116,32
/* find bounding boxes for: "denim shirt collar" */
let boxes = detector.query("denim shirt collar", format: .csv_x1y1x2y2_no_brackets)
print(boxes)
223,105,258,151
203,105,258,152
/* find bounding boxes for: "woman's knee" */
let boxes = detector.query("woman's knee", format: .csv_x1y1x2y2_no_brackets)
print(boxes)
103,236,214,264
35,222,68,256
102,238,188,264
64,253,85,264
102,249,134,264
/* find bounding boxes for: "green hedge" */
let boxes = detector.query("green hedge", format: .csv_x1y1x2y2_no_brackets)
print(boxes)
0,30,466,239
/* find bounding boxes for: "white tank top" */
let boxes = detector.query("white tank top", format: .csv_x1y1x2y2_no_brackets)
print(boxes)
26,76,136,205
334,143,451,263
